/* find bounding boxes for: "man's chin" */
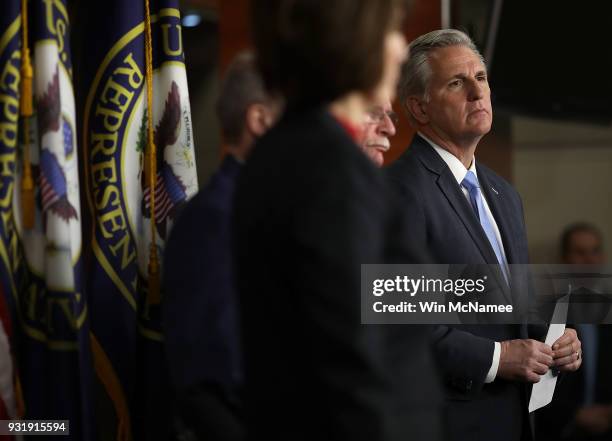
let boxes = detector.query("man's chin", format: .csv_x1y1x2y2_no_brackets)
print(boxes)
468,121,492,137
469,115,492,132
368,150,385,168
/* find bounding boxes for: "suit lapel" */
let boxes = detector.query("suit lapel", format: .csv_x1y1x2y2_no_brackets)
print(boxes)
412,137,512,302
476,166,517,302
478,168,518,264
476,165,528,305
413,138,499,265
436,172,500,264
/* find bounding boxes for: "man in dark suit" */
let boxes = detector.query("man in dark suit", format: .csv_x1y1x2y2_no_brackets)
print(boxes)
535,223,612,440
387,29,582,441
162,51,279,441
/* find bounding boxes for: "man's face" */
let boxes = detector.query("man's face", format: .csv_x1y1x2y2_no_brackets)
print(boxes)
358,101,397,167
421,45,492,144
564,231,606,265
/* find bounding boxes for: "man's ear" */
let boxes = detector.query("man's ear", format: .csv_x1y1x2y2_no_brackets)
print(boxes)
407,96,429,125
245,103,270,138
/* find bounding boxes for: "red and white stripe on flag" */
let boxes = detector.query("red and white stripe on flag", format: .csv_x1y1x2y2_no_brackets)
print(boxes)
39,173,61,213
143,172,173,221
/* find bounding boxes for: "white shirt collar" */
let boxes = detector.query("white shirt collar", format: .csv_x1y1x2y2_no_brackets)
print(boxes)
417,132,477,185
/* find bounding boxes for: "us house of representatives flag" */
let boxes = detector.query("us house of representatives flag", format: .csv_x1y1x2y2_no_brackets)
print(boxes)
78,0,198,438
1,0,94,439
0,0,22,338
0,0,20,416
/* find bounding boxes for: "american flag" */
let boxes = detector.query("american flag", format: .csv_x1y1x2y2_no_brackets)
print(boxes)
38,150,77,221
143,164,186,223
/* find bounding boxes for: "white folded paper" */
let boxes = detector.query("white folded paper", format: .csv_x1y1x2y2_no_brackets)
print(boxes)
528,292,570,413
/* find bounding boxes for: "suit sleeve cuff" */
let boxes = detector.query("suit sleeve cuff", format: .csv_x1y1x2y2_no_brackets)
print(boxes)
484,341,501,383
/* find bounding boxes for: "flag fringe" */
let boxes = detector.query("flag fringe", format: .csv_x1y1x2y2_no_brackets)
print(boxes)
90,333,132,441
144,0,161,304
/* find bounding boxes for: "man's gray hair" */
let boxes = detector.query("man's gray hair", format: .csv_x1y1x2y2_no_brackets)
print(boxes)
398,29,485,115
216,51,268,144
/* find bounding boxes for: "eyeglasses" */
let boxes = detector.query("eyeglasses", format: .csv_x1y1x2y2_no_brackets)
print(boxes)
365,107,399,126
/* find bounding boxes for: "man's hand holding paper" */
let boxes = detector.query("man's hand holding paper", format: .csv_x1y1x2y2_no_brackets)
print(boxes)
552,328,582,372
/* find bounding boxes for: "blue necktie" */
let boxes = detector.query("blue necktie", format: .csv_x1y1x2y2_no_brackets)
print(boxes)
461,170,509,283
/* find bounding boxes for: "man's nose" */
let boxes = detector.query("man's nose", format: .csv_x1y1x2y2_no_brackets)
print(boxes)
378,114,396,137
468,79,485,101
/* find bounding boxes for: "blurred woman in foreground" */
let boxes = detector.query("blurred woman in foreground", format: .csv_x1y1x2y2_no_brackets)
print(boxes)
233,1,444,440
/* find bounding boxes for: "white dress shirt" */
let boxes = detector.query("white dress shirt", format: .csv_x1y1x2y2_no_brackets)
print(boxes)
419,132,504,383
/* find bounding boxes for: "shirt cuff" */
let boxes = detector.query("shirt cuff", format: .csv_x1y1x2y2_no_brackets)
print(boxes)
485,341,501,383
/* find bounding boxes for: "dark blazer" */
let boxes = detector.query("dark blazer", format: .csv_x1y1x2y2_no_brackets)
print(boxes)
163,154,245,441
233,108,443,441
386,134,532,441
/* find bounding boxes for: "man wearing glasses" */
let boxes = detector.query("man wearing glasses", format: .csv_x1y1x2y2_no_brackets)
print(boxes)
358,99,399,167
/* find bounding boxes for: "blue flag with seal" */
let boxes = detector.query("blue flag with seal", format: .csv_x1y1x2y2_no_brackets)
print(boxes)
0,0,22,313
0,1,22,425
1,0,94,439
79,0,198,438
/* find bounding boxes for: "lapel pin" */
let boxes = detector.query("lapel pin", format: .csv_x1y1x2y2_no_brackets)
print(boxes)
491,187,499,195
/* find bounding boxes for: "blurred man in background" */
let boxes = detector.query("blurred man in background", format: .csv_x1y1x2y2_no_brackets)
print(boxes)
358,97,398,167
562,223,606,265
162,51,279,441
536,223,612,440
